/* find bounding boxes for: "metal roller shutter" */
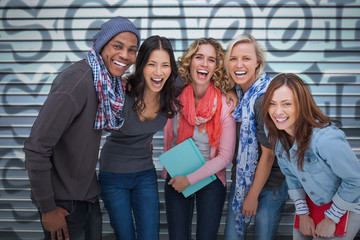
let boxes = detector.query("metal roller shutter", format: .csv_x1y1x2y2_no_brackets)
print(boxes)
1,0,359,239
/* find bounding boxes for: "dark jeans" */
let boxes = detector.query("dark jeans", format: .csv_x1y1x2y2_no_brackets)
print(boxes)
99,168,159,240
39,199,102,240
164,174,226,240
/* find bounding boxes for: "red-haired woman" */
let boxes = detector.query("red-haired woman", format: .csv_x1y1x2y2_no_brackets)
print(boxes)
262,73,360,239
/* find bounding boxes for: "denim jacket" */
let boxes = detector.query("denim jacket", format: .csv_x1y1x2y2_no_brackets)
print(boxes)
274,125,360,212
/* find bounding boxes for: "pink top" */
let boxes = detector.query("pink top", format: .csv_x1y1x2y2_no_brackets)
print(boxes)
162,94,236,186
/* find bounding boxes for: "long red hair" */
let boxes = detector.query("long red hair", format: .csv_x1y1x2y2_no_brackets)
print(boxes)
261,73,333,170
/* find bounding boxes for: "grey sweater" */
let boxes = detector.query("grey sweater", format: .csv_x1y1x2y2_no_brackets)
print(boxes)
23,60,102,213
100,94,167,173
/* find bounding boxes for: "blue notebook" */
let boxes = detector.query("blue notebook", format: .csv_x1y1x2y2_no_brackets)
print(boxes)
159,138,217,198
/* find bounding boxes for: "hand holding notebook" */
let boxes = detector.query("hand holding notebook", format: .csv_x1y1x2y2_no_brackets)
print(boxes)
159,138,217,198
294,195,349,236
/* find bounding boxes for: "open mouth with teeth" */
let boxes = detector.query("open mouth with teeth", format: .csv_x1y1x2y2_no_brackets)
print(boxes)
275,117,288,123
151,78,163,87
234,71,247,77
197,70,208,79
113,60,127,68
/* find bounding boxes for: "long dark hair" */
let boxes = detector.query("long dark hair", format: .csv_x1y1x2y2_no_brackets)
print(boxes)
126,35,181,118
262,73,333,170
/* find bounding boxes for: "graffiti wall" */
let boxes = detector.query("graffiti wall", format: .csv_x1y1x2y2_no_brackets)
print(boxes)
1,0,359,239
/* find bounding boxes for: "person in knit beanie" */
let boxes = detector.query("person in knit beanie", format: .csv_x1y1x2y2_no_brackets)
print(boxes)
23,16,139,240
93,16,140,54
88,16,140,130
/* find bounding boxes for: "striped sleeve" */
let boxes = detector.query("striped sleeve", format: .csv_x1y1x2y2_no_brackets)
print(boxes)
324,203,347,224
294,198,310,215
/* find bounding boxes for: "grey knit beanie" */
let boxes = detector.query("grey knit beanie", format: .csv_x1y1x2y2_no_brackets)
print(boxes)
93,16,140,54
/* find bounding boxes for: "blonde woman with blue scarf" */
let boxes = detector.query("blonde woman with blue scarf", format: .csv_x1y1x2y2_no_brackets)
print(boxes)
223,34,288,240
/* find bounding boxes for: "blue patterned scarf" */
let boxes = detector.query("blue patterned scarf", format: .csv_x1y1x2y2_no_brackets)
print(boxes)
86,48,125,130
231,72,272,236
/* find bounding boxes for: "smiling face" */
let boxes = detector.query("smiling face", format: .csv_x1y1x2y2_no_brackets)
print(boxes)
100,31,138,77
190,44,217,88
228,42,259,92
269,85,297,137
143,49,171,94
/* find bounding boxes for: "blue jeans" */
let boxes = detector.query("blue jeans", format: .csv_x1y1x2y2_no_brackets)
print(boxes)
99,168,159,240
164,174,226,240
40,199,102,240
224,181,288,240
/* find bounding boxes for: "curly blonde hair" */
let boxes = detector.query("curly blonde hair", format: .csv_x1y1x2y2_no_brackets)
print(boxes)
178,38,234,93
